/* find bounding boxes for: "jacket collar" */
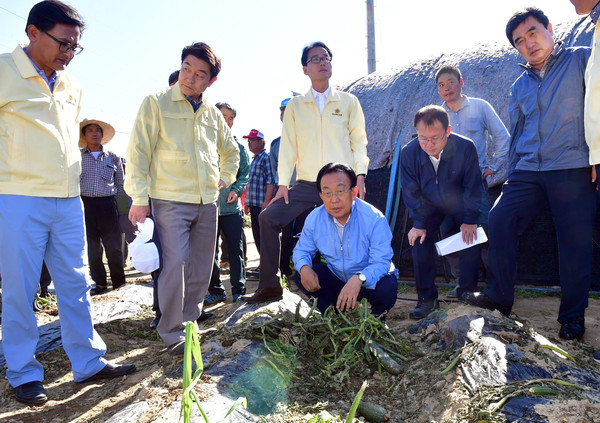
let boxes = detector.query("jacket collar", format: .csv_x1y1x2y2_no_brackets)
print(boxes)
12,44,65,90
519,41,564,74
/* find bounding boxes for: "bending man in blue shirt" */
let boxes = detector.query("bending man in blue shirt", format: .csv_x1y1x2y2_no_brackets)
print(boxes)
293,163,397,317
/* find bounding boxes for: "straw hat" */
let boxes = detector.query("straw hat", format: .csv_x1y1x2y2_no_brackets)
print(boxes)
79,118,115,148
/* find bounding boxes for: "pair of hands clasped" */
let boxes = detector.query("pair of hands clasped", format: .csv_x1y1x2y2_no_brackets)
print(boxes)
299,265,363,312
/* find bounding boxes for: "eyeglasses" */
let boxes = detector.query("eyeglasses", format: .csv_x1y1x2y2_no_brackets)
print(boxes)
43,31,84,55
307,55,331,64
320,188,351,199
418,134,446,144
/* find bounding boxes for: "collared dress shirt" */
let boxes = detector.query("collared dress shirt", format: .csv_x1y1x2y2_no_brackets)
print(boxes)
80,146,125,197
246,149,274,207
442,95,509,175
312,87,330,115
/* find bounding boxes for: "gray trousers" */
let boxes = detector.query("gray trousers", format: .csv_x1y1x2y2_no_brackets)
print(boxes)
258,181,322,289
151,198,217,345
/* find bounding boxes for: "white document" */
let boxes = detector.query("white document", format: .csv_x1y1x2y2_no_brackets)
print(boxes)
435,227,488,256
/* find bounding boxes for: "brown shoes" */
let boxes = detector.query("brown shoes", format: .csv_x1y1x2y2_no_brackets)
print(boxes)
241,287,283,304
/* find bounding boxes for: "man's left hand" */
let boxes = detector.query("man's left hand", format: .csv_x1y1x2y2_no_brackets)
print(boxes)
460,223,478,245
357,175,366,200
336,274,362,311
227,191,238,204
592,165,597,184
482,168,494,180
218,179,227,189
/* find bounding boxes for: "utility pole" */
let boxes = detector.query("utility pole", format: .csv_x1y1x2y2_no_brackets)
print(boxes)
366,0,376,73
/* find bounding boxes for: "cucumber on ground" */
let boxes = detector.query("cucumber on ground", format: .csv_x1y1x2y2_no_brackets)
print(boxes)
529,385,557,396
368,340,403,375
357,401,389,422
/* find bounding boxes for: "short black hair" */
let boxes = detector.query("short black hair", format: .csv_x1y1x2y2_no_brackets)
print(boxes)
168,70,179,85
414,105,450,130
26,0,85,34
435,65,462,84
506,7,550,47
216,102,237,118
301,41,333,66
316,163,357,193
181,42,221,79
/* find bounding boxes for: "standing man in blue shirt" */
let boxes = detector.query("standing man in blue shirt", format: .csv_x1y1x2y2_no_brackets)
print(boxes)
464,8,595,343
436,65,510,297
293,163,397,317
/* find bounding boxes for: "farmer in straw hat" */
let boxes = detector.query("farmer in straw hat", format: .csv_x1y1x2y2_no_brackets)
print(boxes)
79,118,126,295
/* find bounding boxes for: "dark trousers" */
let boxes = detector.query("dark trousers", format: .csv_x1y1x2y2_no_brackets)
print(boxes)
484,169,595,323
249,206,262,253
258,181,322,289
39,261,51,293
411,211,481,302
294,263,397,316
82,196,125,288
209,211,246,296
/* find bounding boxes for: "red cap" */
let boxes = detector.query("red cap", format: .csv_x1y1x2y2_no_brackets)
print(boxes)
242,129,264,139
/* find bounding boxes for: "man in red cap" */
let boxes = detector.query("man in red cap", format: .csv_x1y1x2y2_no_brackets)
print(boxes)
244,129,275,255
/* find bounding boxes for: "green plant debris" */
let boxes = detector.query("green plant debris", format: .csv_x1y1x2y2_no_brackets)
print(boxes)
242,298,412,393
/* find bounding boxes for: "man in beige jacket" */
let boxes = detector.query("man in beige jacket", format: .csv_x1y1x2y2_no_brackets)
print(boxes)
126,42,239,355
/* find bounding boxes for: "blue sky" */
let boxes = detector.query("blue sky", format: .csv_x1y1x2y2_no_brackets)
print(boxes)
0,0,580,158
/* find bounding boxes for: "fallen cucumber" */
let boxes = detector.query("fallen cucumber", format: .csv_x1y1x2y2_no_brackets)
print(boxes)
357,401,389,422
368,339,403,375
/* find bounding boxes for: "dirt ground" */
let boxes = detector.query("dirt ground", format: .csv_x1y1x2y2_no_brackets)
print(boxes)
1,230,599,422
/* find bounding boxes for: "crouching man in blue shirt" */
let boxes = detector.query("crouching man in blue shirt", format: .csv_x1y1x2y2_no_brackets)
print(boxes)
292,163,397,317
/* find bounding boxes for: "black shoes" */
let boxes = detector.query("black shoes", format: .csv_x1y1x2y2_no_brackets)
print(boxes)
150,316,160,330
197,311,214,322
90,286,107,296
559,316,585,341
79,362,136,383
14,381,48,404
167,340,186,357
461,291,511,316
409,299,439,320
593,351,600,364
241,287,283,304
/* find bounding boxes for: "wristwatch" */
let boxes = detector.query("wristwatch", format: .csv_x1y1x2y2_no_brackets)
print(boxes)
356,273,366,284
